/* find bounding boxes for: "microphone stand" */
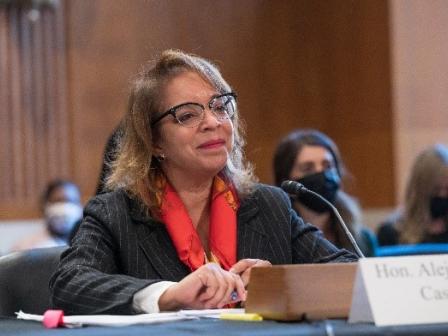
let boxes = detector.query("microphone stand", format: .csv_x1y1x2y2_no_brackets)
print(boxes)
281,181,365,258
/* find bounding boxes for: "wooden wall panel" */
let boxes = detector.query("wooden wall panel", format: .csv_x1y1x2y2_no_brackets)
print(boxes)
0,2,69,219
0,8,12,201
67,0,394,210
390,0,448,203
1,0,395,219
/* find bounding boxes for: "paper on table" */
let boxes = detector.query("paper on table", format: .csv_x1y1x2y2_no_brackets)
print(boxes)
16,310,196,327
16,308,245,327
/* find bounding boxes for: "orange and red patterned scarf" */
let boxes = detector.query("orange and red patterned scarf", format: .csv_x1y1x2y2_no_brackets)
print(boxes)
159,175,239,271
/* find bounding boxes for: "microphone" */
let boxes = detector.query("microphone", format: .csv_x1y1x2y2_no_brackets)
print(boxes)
281,180,365,258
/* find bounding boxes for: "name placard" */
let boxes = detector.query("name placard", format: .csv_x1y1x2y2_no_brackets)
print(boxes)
349,255,448,326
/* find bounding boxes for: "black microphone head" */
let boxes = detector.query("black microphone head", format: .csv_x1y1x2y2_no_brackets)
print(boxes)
281,180,307,195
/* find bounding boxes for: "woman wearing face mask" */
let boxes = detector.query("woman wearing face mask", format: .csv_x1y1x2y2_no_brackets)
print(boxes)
11,179,83,251
273,129,376,257
377,144,448,246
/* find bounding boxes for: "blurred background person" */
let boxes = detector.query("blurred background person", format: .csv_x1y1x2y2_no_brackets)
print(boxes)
95,123,124,195
273,129,376,257
377,144,448,246
11,179,83,251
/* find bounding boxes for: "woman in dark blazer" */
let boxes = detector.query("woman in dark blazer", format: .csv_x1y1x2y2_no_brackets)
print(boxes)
50,50,357,315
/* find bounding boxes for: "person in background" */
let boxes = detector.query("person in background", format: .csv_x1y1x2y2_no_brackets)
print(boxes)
11,179,83,251
273,129,376,257
377,144,448,246
50,50,356,315
95,123,124,195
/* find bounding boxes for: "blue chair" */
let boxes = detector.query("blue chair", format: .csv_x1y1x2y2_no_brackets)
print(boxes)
375,243,448,257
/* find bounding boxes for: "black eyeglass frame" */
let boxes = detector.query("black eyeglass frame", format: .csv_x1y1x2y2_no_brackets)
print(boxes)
151,92,237,127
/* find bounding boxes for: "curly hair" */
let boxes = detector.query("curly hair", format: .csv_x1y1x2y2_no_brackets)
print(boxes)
106,49,256,213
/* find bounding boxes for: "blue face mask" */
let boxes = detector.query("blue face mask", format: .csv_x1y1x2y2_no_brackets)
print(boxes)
45,202,83,238
295,169,341,213
430,196,448,219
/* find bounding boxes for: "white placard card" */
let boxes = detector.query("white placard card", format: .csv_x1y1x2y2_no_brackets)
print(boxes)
349,255,448,326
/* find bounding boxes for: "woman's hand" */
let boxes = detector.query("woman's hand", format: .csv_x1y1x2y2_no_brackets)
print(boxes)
158,263,246,311
229,259,272,287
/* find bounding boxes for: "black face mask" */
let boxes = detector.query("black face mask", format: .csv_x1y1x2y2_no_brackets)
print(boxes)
295,169,341,213
430,196,448,219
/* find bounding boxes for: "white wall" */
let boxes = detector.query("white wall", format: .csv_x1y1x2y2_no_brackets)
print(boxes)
0,219,44,256
390,0,448,203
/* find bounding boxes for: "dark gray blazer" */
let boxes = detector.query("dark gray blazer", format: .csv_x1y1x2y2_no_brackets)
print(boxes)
50,184,356,314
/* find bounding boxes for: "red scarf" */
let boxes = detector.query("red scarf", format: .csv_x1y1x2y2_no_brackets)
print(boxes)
159,175,239,271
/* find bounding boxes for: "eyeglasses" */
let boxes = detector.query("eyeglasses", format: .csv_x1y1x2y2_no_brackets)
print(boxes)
151,92,237,128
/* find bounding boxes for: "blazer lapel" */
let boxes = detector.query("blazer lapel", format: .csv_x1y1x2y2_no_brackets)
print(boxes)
129,197,189,281
237,193,268,259
128,189,269,276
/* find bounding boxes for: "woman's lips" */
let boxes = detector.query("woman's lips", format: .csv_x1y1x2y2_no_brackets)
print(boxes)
198,139,226,149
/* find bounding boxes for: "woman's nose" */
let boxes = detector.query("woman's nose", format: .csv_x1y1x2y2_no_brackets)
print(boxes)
199,108,222,129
